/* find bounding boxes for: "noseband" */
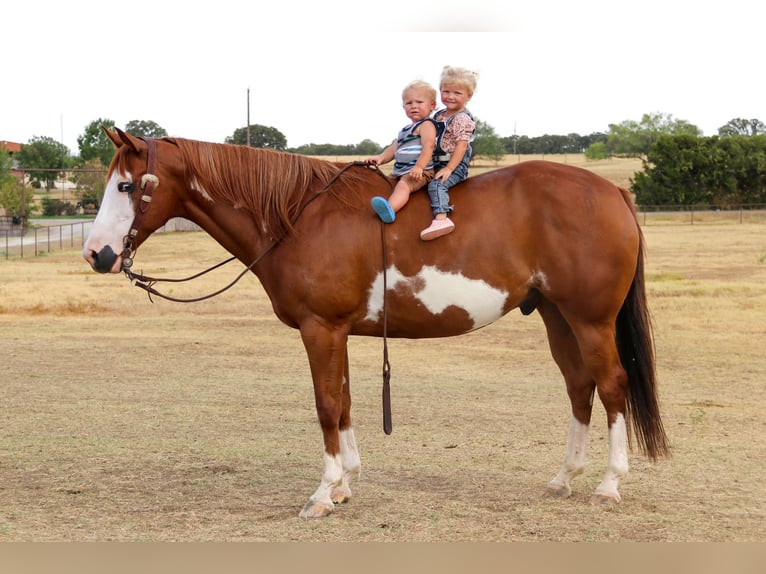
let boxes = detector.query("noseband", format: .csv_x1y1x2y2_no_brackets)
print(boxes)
120,136,159,270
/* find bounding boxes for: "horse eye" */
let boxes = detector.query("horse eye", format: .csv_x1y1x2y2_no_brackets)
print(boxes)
117,182,134,193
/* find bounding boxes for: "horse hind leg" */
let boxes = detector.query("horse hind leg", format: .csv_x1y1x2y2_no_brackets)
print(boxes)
538,301,595,499
568,316,631,504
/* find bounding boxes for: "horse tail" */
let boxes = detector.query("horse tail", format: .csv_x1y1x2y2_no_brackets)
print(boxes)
616,188,671,461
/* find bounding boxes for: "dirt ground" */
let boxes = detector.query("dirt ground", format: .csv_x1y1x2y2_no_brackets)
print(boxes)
0,220,764,541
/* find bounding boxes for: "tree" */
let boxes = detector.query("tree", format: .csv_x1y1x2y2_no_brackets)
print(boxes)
124,119,168,138
632,134,766,207
70,159,108,204
0,143,12,184
0,178,33,218
471,119,504,163
225,125,287,150
354,139,383,155
15,135,70,191
604,112,701,157
718,118,766,137
0,149,34,217
584,141,609,160
78,118,117,167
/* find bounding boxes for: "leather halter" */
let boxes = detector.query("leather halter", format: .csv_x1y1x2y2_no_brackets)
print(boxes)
121,137,159,270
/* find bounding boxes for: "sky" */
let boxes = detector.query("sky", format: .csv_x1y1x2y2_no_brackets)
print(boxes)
3,1,764,154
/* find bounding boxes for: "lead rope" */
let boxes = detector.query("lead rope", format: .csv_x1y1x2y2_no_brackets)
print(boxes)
380,221,392,434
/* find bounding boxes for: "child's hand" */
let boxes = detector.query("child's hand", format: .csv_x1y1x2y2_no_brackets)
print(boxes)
411,166,424,180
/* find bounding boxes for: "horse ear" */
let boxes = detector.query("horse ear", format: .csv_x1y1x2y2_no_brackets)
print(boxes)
103,126,123,149
104,126,142,153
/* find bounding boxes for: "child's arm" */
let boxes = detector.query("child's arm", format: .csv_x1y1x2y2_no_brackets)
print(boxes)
410,121,437,179
367,141,396,166
434,139,469,181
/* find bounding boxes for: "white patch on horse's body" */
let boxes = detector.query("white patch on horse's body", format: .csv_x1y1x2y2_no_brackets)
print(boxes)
365,264,508,329
529,270,550,292
547,415,590,497
190,178,214,202
594,413,629,501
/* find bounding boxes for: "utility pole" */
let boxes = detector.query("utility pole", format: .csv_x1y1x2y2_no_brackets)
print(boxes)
247,87,251,147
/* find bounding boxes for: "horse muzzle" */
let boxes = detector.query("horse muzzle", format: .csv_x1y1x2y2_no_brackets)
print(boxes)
87,244,121,274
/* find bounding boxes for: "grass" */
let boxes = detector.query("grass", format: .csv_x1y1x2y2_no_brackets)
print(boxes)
0,211,765,541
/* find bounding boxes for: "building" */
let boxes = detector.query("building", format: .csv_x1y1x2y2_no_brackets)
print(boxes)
1,140,24,179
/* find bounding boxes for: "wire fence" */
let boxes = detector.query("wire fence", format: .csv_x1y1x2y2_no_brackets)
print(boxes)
637,204,766,225
1,218,200,260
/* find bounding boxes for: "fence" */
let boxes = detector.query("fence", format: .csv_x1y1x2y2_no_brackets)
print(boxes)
638,204,766,225
1,218,199,260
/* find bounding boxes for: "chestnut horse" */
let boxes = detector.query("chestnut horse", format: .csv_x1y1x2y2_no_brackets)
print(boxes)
83,128,669,518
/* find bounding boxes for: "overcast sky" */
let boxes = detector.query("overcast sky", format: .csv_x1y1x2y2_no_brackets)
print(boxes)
3,1,763,153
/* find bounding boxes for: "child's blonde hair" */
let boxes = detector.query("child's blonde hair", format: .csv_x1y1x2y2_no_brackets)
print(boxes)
440,66,479,96
402,80,437,103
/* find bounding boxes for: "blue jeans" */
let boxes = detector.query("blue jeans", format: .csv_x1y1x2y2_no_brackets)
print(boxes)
427,152,471,216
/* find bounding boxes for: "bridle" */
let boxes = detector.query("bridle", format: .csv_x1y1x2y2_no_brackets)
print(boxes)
117,136,159,271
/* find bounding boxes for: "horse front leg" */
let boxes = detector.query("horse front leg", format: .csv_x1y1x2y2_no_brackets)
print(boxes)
298,320,360,519
329,349,361,506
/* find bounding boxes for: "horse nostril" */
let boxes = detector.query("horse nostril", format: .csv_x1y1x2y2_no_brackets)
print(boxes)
90,245,118,273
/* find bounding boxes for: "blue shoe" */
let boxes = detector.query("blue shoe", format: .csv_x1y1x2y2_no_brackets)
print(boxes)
371,196,396,223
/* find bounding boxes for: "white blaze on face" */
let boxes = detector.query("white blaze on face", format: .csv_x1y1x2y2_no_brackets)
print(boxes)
365,264,508,329
82,170,135,259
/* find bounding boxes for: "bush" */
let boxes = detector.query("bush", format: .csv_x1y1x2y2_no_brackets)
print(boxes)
41,197,78,216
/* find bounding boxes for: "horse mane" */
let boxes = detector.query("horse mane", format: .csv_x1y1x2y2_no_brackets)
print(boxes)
168,138,371,237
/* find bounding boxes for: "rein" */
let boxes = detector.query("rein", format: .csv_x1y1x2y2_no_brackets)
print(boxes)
122,149,395,433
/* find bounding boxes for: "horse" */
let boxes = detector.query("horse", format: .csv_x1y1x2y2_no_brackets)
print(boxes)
83,128,669,518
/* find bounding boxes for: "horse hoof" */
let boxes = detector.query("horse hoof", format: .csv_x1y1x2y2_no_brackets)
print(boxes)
543,484,572,499
331,487,351,505
591,492,621,505
299,499,335,519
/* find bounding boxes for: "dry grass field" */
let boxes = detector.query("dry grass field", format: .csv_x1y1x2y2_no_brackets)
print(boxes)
0,156,764,541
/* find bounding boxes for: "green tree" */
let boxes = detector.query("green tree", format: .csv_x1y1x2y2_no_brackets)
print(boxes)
78,118,117,167
124,119,168,138
0,143,12,184
584,141,609,160
471,119,505,163
70,159,108,204
225,125,287,150
632,134,766,207
606,112,701,157
0,178,34,218
353,139,383,155
718,118,766,137
0,149,34,217
15,136,70,191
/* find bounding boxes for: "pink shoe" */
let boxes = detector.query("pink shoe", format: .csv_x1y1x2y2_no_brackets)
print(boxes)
420,218,455,241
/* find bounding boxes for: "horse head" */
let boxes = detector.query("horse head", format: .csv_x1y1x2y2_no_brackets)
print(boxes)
83,128,179,273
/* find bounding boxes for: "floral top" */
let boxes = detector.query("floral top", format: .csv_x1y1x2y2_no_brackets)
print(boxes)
433,109,475,153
